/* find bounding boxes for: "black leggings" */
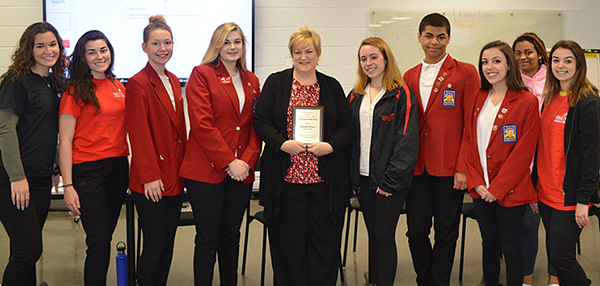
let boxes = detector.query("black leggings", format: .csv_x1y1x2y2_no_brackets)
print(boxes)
0,170,51,286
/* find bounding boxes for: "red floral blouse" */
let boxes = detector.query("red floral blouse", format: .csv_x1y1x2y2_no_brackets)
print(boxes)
284,78,323,184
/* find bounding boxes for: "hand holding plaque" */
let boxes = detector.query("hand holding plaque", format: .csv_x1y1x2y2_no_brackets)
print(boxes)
292,106,324,145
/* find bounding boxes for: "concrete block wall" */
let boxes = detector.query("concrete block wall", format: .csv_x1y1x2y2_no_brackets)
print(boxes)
1,0,599,93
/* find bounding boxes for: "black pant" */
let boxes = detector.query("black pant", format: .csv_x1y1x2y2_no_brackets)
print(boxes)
473,199,525,286
186,177,251,286
522,204,557,277
539,202,590,286
132,192,183,286
405,170,464,286
357,176,407,286
267,182,344,286
0,171,51,286
73,157,128,286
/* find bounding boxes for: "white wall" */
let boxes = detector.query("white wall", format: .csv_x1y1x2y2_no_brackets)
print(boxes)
1,0,599,93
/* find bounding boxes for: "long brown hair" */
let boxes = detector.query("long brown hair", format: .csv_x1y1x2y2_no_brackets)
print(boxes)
543,40,599,107
0,22,66,93
67,30,116,112
478,40,528,92
201,23,247,71
353,37,404,94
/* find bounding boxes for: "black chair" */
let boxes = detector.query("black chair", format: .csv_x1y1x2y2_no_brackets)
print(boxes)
241,210,268,286
458,202,477,282
342,197,362,267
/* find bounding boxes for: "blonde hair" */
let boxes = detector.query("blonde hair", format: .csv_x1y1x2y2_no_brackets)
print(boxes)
143,15,172,44
353,37,404,94
288,26,321,57
201,23,247,71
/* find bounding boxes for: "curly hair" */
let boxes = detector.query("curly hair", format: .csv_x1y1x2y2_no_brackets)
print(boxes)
0,22,66,93
67,30,116,112
512,32,548,67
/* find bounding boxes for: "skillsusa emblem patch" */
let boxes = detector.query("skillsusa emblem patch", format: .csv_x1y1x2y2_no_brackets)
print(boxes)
502,124,517,143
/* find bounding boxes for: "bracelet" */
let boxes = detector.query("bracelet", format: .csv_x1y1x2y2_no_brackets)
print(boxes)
61,184,73,188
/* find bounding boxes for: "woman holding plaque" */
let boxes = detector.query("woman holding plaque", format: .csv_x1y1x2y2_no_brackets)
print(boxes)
535,40,600,286
463,41,540,286
178,22,261,285
254,26,353,285
347,37,418,286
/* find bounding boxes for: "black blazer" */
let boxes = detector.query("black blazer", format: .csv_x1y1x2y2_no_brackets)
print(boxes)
254,68,353,225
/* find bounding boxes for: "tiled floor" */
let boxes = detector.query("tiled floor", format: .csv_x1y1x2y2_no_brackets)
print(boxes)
1,194,599,285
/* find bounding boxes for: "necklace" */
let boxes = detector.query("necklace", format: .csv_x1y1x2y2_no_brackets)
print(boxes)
490,94,504,106
39,74,51,88
553,94,569,119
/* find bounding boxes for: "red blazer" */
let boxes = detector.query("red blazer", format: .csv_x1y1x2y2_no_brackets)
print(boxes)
126,62,187,196
179,62,261,184
463,89,539,207
403,55,479,177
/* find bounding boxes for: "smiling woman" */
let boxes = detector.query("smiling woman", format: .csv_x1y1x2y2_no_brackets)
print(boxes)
254,26,353,286
463,40,540,286
0,22,66,286
58,30,130,286
126,15,186,286
178,22,261,285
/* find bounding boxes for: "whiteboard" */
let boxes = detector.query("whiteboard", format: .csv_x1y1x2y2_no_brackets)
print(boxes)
585,52,600,88
369,9,563,75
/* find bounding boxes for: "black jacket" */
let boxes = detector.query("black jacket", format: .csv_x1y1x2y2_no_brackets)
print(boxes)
562,92,600,206
348,84,419,193
254,68,353,224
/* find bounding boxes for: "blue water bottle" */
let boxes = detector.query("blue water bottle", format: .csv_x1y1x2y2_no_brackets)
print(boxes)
116,241,128,286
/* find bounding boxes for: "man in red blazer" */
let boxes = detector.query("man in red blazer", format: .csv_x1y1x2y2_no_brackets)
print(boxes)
402,13,479,286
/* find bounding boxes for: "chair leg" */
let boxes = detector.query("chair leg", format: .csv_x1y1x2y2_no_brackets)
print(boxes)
241,203,252,275
339,258,345,283
260,224,267,286
459,214,467,281
352,209,359,252
136,219,141,262
342,206,352,267
577,237,581,255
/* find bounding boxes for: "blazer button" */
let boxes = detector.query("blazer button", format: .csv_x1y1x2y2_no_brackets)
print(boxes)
238,146,242,149
177,139,182,143
509,190,514,193
425,133,429,136
488,170,492,174
236,126,240,131
211,163,215,167
486,155,491,159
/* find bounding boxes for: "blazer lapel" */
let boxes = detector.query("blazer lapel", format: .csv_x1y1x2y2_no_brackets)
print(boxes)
425,57,456,113
411,65,427,116
488,90,517,147
215,63,241,117
239,69,258,121
145,63,182,132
